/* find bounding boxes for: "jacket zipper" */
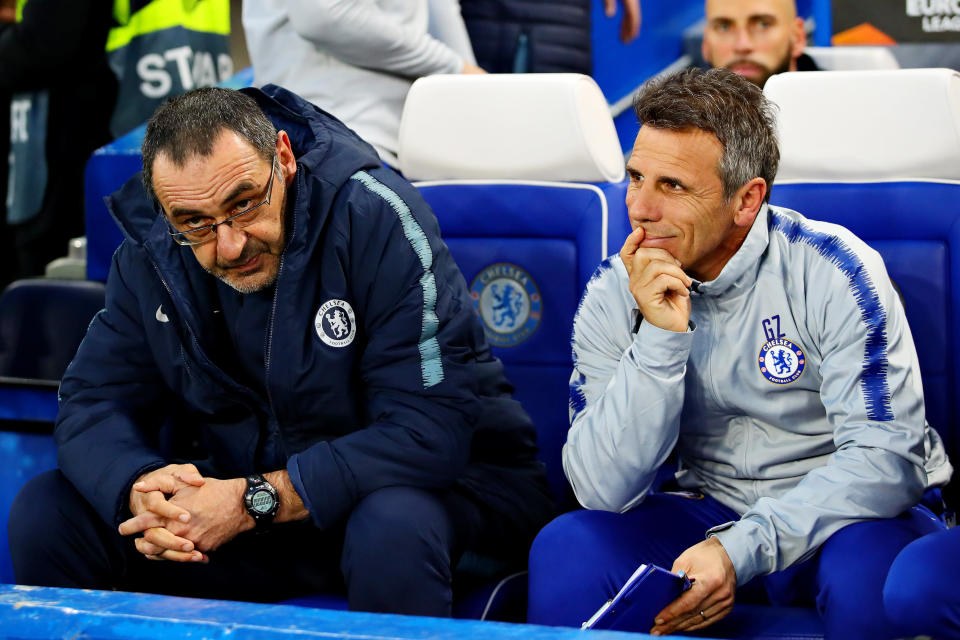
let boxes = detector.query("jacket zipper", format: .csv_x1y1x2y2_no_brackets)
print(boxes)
262,172,300,462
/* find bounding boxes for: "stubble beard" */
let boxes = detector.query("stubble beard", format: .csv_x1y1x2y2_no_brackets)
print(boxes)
210,183,288,294
723,42,795,88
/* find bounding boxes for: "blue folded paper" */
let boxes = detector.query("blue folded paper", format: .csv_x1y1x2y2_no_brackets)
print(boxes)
582,563,692,631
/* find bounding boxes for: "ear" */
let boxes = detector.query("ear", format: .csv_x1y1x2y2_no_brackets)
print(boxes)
789,16,806,64
276,130,297,186
732,177,767,227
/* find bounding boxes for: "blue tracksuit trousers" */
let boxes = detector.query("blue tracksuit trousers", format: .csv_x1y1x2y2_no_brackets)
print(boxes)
884,525,960,638
528,491,944,639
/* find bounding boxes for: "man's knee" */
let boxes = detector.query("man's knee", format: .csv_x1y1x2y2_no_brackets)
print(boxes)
343,486,454,569
9,470,72,554
883,529,960,636
814,510,943,638
528,510,639,627
341,486,457,614
9,470,96,584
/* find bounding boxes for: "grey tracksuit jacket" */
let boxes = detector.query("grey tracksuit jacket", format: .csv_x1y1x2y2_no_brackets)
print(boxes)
564,204,952,585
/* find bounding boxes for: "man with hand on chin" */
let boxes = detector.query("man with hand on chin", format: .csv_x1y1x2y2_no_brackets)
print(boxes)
526,68,951,639
9,86,553,614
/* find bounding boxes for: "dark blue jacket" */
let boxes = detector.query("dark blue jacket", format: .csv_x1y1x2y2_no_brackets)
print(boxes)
55,85,553,536
460,0,592,74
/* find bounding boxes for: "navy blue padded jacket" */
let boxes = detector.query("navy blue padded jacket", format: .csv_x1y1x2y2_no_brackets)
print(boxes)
55,85,553,535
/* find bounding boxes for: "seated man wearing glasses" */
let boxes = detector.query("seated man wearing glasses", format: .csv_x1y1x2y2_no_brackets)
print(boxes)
9,86,553,614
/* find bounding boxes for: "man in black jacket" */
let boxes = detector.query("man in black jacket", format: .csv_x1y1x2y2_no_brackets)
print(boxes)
9,86,553,614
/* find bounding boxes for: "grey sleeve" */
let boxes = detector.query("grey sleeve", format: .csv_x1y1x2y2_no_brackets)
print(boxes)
287,0,464,78
712,247,932,585
563,261,694,512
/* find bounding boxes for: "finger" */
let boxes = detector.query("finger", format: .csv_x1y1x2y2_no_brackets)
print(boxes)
677,602,733,633
620,0,641,42
145,491,191,522
603,0,615,17
157,548,206,563
654,583,705,626
142,547,205,563
658,583,733,634
621,226,646,256
172,471,205,487
631,247,682,276
620,228,646,276
658,274,693,300
134,537,167,556
143,526,196,553
119,511,167,536
636,259,691,290
134,475,179,494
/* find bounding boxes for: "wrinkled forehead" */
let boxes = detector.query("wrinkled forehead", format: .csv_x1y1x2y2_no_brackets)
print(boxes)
705,0,796,22
151,132,267,206
631,125,724,177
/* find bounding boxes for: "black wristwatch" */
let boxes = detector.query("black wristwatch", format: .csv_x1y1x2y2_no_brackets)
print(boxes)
243,474,279,530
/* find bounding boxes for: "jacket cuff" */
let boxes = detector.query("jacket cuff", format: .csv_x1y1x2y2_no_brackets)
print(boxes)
707,518,769,586
629,320,695,376
287,442,356,530
286,454,315,518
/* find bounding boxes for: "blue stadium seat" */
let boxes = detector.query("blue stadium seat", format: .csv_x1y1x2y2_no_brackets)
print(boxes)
0,279,105,583
399,73,628,510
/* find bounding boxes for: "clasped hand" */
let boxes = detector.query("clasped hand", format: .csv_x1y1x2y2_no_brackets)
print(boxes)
620,227,692,333
118,463,252,562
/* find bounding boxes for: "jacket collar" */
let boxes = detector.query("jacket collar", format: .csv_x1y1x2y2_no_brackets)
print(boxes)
692,203,770,298
105,85,382,324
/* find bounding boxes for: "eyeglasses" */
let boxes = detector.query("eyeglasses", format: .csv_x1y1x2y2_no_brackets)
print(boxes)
164,156,279,247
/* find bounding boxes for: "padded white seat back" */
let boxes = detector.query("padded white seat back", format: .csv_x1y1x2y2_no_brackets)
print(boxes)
764,68,960,183
804,46,899,71
398,73,624,183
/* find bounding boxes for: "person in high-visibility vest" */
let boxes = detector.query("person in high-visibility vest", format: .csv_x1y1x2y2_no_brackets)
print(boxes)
107,0,233,138
0,0,116,283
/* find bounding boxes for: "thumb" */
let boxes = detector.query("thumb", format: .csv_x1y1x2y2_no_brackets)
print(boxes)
623,226,646,254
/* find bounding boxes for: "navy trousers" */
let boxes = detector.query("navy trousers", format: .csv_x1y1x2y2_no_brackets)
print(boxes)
9,469,500,616
527,491,944,639
884,526,960,638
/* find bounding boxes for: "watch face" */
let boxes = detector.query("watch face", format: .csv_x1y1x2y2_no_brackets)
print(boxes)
250,489,276,514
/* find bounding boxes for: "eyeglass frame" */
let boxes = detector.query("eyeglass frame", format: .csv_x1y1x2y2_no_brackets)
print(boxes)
161,154,280,247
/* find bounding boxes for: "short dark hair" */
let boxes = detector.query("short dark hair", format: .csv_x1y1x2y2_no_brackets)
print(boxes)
141,87,277,200
633,68,779,202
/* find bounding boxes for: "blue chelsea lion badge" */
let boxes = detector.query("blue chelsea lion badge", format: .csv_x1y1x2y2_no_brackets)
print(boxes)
470,263,541,348
758,338,805,384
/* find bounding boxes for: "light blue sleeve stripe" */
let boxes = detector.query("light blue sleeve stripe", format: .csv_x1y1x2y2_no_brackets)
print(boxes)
350,171,445,388
770,211,893,421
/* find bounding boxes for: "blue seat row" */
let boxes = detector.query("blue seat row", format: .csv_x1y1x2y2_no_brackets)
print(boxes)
3,69,960,640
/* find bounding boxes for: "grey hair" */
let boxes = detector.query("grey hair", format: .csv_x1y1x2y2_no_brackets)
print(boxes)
141,87,277,201
633,68,779,203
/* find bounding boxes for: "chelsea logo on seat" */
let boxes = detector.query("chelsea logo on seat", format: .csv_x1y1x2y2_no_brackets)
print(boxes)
470,263,542,348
